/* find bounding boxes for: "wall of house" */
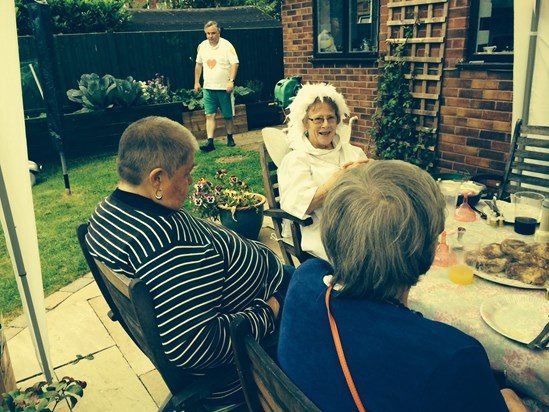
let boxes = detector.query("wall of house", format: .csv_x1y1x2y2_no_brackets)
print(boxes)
281,0,513,175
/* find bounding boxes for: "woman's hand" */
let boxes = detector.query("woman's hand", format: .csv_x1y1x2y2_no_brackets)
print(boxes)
305,159,372,214
266,295,280,320
341,158,373,170
500,389,527,412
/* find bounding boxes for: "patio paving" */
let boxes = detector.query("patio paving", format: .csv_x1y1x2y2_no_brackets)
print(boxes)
5,127,287,411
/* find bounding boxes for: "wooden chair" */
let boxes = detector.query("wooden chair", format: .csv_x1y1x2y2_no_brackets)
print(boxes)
76,223,234,412
498,119,549,200
259,138,313,266
229,315,321,412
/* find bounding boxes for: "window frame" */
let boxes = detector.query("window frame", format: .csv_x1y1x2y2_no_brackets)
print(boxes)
311,0,379,64
466,0,513,64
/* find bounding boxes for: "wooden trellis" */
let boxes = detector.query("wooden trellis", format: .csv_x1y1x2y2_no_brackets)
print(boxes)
385,0,448,134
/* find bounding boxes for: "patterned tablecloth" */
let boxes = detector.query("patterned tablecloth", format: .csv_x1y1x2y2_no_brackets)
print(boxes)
409,218,549,409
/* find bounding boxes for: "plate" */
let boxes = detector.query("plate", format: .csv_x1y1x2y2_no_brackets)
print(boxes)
481,200,541,224
475,269,548,290
480,294,549,345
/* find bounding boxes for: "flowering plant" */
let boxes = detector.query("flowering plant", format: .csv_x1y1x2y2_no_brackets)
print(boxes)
139,73,174,104
190,170,261,220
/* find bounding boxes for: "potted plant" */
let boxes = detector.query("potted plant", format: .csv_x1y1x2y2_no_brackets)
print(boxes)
190,169,266,240
1,376,86,411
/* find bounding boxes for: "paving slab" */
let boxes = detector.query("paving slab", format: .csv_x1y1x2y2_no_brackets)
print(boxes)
88,295,154,376
59,276,95,294
10,298,114,381
140,368,169,407
54,346,158,412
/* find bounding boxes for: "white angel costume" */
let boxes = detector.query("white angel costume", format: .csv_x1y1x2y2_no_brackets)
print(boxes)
278,83,367,260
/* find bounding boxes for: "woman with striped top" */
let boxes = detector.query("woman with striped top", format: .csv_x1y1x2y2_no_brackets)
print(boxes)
85,116,285,409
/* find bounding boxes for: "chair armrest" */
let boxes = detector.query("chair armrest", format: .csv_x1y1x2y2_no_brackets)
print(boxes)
169,366,236,410
264,208,313,226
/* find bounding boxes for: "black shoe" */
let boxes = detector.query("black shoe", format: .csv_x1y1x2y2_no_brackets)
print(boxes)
227,136,236,147
200,143,215,152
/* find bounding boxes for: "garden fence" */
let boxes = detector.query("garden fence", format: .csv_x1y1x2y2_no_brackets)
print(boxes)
18,27,284,112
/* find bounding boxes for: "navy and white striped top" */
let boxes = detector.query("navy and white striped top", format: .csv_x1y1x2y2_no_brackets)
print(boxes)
86,189,283,399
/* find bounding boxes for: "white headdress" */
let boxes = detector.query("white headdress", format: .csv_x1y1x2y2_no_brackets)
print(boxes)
286,83,351,139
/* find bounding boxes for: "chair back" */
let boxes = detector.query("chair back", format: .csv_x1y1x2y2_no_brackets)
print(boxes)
500,119,549,199
259,141,312,266
230,316,321,412
76,223,233,411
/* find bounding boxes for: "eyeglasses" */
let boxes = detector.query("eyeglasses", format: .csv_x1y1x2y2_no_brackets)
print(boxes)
307,116,337,125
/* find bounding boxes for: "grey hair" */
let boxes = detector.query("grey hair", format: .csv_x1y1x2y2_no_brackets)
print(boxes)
287,83,350,138
204,20,220,31
321,160,445,301
117,116,198,186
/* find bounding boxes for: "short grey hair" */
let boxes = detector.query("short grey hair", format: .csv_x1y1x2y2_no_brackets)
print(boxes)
321,160,445,301
204,20,220,31
117,116,198,186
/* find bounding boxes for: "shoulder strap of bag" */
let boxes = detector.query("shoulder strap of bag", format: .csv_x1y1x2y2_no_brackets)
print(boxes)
325,285,367,412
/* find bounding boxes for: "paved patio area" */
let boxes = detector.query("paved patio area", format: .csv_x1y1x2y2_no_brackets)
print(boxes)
5,127,286,411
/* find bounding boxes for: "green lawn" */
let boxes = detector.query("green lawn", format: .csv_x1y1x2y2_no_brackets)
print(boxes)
0,144,264,321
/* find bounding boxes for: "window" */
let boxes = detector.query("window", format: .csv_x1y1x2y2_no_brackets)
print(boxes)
314,0,379,61
467,0,513,63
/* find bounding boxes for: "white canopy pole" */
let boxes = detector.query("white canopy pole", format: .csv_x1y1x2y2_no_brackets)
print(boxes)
514,0,549,127
0,0,54,382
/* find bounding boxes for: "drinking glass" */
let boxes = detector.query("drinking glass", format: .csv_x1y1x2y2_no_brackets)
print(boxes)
438,181,460,226
448,243,477,285
513,191,545,235
433,230,450,267
454,192,477,222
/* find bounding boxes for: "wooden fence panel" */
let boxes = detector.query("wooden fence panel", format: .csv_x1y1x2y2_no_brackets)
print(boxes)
18,28,283,112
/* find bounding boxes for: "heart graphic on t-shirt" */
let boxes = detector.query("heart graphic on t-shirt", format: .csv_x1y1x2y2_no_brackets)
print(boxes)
207,59,217,69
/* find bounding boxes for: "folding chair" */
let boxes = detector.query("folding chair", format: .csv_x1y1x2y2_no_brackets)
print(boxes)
259,130,313,266
76,223,234,412
498,119,549,200
229,315,321,412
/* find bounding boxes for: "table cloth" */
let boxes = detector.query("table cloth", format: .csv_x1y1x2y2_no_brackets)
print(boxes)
409,218,548,408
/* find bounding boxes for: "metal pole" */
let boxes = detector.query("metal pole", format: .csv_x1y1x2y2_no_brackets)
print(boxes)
521,0,542,125
0,165,53,383
26,0,71,194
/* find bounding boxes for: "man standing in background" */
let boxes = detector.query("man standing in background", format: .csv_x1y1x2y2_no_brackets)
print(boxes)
194,21,239,152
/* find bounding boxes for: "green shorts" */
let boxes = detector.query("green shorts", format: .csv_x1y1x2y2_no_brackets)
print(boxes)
203,89,235,118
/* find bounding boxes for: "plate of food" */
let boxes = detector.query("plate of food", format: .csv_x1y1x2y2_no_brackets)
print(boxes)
480,294,549,345
481,200,542,224
467,240,549,289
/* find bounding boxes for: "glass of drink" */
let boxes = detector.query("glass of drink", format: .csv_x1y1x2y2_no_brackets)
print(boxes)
438,181,460,227
513,192,545,235
448,243,477,285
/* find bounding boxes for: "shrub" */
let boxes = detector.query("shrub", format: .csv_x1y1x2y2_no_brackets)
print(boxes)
66,73,146,112
1,376,87,412
369,27,436,171
15,0,131,35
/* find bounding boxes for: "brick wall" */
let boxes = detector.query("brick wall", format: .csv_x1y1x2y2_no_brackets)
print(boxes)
281,0,513,175
438,0,513,176
281,0,381,152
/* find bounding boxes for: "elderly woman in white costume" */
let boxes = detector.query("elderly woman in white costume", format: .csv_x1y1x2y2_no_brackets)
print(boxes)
278,83,369,260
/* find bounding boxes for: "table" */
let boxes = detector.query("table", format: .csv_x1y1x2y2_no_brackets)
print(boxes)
408,217,549,408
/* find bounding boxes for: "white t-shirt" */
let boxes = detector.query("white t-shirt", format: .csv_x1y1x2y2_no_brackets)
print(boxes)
196,38,239,90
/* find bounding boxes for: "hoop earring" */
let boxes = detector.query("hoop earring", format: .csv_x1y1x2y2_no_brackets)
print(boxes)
154,189,163,200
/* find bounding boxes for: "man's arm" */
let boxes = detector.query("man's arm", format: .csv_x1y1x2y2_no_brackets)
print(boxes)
227,63,239,92
194,62,203,92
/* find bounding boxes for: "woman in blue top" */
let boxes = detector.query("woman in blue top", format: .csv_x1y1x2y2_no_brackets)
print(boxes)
278,160,526,412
